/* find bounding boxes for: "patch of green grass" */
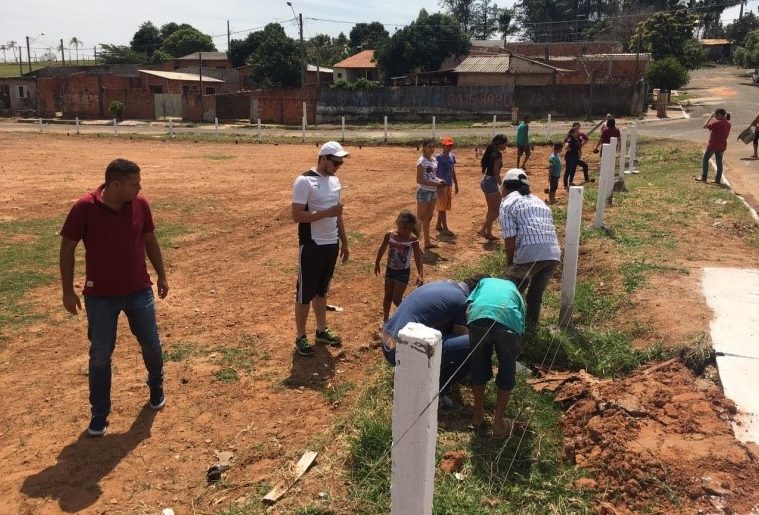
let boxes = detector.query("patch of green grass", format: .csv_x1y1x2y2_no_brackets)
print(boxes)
0,218,61,329
621,261,686,293
203,153,234,160
215,367,240,383
163,342,193,362
346,370,592,514
322,381,355,404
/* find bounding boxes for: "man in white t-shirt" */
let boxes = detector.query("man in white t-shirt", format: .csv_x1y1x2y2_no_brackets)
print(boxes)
291,141,350,356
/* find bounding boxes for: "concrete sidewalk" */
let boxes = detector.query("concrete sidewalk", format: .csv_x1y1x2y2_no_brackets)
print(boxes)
702,267,759,445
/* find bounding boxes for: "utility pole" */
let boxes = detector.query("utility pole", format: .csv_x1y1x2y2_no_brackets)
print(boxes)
26,37,32,73
739,0,745,19
199,53,204,95
299,13,305,98
60,39,66,66
227,20,231,55
18,46,23,75
94,46,98,65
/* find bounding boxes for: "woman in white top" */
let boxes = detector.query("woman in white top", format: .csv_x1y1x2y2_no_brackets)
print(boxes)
416,139,446,250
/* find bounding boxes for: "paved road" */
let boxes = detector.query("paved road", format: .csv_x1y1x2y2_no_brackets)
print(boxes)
638,66,759,212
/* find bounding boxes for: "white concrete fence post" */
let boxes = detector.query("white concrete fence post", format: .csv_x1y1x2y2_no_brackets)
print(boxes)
341,116,346,142
75,117,80,135
38,117,42,133
113,118,117,134
301,114,306,143
594,142,616,227
560,186,584,328
302,101,307,129
391,322,441,515
432,116,436,141
547,113,552,140
603,136,618,203
214,117,219,139
257,118,262,143
491,114,496,139
625,122,638,174
168,118,174,138
384,116,388,143
618,128,627,180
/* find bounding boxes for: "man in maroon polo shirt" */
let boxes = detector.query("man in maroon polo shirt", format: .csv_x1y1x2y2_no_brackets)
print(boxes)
696,108,731,185
59,158,169,437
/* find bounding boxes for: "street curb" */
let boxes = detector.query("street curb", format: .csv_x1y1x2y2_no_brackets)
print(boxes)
710,158,759,223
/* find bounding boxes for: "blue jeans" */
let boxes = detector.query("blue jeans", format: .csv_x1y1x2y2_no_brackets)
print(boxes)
702,149,724,183
85,288,164,417
381,333,471,393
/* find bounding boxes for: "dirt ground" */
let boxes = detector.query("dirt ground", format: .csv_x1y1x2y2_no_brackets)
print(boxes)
531,364,759,514
0,133,753,514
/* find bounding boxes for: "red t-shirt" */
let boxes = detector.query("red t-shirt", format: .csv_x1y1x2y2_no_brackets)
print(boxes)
60,185,155,296
707,119,731,152
600,126,621,144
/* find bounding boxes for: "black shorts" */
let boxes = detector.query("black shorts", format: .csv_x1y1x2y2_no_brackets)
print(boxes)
754,130,759,144
296,243,339,304
549,174,560,193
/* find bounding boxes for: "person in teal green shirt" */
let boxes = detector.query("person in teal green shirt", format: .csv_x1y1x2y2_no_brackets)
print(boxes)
516,115,531,170
466,277,525,438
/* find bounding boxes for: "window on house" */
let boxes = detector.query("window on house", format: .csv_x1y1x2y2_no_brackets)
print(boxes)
149,85,163,94
337,72,343,79
18,86,29,99
205,87,215,95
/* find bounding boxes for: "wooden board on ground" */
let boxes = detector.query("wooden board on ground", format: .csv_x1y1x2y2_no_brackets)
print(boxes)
262,450,318,505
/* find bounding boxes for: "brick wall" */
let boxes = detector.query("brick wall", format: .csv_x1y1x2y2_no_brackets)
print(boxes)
182,94,215,122
37,77,62,117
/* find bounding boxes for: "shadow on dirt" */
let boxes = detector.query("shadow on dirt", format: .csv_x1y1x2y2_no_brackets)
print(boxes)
20,407,156,513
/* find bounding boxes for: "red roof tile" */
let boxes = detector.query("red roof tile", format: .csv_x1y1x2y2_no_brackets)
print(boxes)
333,50,376,69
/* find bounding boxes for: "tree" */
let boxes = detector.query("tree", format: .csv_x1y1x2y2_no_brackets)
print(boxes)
646,56,689,96
131,21,162,57
69,37,83,65
498,8,519,39
682,38,707,69
470,0,501,40
229,31,264,67
630,10,699,61
375,10,470,82
160,22,195,41
349,22,390,52
247,23,301,88
725,12,759,47
733,29,759,68
439,0,477,35
160,28,216,58
98,44,147,64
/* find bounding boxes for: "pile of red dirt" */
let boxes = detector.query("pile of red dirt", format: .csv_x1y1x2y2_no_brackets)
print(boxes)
530,361,759,514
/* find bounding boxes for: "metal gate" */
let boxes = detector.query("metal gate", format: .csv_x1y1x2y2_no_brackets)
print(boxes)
154,94,182,119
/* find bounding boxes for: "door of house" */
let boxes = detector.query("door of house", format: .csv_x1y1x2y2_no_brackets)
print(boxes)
154,93,182,119
0,86,10,110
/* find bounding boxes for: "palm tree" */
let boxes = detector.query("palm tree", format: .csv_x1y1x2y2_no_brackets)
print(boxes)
7,40,18,63
69,37,83,65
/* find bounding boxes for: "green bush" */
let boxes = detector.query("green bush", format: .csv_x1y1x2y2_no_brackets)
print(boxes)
108,100,125,120
646,57,689,92
733,30,759,68
682,39,707,69
331,78,380,91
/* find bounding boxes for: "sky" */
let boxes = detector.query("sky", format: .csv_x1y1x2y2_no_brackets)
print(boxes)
1,0,756,62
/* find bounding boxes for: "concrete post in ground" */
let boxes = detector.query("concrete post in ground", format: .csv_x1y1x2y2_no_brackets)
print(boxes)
302,101,307,129
257,119,262,143
625,122,638,174
603,137,618,203
384,116,388,143
618,128,627,179
301,115,306,143
38,118,42,133
595,142,615,227
113,118,117,134
547,113,552,140
75,117,80,135
560,186,584,328
432,116,436,141
341,116,345,142
491,115,496,139
214,117,219,139
168,118,174,137
391,322,441,515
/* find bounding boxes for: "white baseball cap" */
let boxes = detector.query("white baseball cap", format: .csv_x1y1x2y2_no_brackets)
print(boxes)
318,141,349,157
504,168,529,186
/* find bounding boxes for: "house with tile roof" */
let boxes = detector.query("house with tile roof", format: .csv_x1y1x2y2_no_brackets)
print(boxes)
332,50,379,83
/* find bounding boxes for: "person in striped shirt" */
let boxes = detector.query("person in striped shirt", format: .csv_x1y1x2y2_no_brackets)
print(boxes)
499,169,561,330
